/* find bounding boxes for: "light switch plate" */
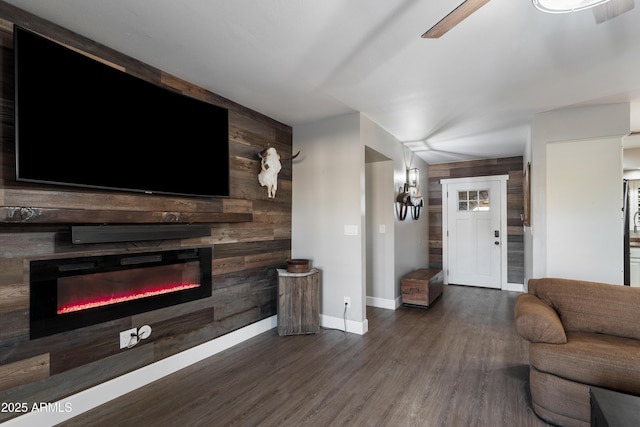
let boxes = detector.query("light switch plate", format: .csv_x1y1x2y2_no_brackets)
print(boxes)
344,225,358,236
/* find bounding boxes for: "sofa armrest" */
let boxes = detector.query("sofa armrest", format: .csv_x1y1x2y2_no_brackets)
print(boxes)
514,293,567,344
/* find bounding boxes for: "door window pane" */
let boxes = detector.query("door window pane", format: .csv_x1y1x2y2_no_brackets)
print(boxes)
458,189,490,211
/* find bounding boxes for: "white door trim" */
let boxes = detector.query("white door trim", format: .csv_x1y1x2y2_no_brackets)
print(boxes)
441,175,509,290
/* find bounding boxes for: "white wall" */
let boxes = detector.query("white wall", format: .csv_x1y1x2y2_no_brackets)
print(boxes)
366,159,395,306
546,137,623,284
292,113,366,332
361,115,429,307
624,145,640,171
292,113,429,334
528,103,630,284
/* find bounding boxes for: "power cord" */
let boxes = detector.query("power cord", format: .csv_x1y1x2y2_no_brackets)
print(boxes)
127,331,137,349
320,303,349,334
343,302,348,333
126,325,153,348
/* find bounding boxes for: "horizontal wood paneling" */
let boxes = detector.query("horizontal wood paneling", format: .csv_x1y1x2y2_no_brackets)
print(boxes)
0,344,155,415
0,353,48,392
0,2,292,421
0,189,228,212
0,206,253,224
428,157,524,283
146,307,217,361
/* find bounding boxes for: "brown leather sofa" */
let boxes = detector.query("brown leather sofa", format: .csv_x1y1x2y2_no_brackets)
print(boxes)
514,277,640,427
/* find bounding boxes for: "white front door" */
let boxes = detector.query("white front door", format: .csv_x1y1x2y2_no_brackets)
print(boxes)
442,176,508,289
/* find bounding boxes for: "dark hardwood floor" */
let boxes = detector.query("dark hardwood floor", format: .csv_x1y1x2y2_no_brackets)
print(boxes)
57,285,549,427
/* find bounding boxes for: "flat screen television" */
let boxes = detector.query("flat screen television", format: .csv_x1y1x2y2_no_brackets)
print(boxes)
14,26,230,198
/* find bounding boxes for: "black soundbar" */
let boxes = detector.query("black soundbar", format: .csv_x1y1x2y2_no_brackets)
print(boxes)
70,224,211,244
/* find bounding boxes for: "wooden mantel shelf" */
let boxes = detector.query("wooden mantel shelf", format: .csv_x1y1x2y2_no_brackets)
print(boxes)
0,206,253,224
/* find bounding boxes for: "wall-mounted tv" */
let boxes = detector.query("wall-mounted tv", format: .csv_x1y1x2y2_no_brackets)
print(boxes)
14,26,230,198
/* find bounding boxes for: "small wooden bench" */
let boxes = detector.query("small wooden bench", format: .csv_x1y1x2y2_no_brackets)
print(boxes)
401,268,443,308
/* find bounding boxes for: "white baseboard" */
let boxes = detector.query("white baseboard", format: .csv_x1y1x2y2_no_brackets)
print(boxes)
504,282,525,292
320,314,368,335
2,315,278,427
365,295,399,310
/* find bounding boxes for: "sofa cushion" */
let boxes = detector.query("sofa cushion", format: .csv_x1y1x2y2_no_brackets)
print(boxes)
514,293,567,344
530,331,640,396
529,278,640,341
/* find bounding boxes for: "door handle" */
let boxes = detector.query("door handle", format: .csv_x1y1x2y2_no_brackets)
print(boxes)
494,241,500,245
494,230,500,238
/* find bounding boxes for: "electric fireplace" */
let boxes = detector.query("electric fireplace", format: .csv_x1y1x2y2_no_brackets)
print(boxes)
30,247,212,339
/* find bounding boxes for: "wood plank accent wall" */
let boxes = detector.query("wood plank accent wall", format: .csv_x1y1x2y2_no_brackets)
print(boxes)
0,3,292,421
427,156,524,284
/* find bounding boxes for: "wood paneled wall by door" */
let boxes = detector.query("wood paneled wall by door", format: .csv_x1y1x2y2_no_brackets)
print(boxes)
0,2,292,421
427,156,524,284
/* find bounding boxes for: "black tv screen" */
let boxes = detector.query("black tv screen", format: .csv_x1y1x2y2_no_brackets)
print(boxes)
14,26,230,198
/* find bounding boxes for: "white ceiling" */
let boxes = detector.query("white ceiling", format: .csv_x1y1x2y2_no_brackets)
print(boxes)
6,0,640,164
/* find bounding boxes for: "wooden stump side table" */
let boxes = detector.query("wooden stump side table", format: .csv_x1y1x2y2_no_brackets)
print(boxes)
277,268,320,336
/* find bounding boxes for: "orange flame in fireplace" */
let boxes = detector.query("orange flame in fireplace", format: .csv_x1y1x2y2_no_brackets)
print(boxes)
57,282,200,314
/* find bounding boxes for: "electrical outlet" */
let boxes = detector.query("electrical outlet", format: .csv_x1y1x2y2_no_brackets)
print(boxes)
138,324,152,340
344,296,351,308
119,327,138,349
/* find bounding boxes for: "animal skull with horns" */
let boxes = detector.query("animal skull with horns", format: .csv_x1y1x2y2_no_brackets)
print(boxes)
257,146,300,198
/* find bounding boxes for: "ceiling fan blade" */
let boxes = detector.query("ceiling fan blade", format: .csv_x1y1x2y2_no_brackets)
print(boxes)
593,0,634,23
422,0,491,39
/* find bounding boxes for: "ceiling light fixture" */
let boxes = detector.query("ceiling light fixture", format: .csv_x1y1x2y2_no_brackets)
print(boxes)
532,0,612,13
